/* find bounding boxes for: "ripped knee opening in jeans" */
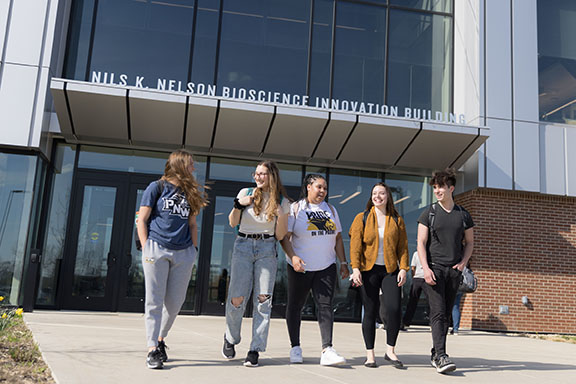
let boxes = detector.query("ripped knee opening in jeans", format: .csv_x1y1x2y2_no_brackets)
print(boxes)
231,296,244,308
257,294,271,304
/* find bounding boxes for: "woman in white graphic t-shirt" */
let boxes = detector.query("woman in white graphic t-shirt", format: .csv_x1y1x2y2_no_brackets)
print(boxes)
280,174,350,366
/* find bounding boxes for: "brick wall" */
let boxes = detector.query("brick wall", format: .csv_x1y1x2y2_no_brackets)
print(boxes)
455,188,576,334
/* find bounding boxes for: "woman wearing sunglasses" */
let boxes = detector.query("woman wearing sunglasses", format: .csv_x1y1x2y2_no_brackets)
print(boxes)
222,161,290,367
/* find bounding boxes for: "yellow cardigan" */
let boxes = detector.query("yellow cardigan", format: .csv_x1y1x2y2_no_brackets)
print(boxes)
349,207,409,273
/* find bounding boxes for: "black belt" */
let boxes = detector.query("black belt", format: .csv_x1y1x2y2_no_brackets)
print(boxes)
238,232,275,239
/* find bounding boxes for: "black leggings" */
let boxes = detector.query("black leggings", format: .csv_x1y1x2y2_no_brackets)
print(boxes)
286,263,336,349
360,265,401,349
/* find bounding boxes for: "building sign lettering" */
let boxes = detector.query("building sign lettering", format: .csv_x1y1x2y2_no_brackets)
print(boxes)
91,71,466,124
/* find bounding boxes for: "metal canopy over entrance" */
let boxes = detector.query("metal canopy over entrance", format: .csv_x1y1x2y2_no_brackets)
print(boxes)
51,78,488,172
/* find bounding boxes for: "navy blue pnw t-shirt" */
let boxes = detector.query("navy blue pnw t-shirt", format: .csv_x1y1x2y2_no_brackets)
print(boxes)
141,181,192,250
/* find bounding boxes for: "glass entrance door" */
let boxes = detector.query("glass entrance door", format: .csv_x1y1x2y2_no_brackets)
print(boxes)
60,171,158,311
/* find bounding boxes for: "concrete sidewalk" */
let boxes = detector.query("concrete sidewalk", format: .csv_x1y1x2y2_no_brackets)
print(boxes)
25,311,576,384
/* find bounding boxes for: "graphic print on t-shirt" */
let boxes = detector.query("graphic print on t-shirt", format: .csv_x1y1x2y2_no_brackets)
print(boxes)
162,193,190,219
306,210,336,236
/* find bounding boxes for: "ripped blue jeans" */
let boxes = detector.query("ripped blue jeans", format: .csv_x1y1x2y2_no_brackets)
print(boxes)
225,236,277,352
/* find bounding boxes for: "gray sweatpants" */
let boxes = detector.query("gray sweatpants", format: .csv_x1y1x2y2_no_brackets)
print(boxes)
143,239,196,348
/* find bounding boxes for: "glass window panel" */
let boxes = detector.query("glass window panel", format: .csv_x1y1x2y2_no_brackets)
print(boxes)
63,0,97,80
36,144,77,306
332,2,387,105
278,163,303,187
191,0,221,85
217,0,310,95
89,0,194,88
385,173,432,324
72,186,116,298
538,0,576,125
209,157,256,182
309,0,334,100
0,153,38,305
390,0,452,13
78,146,168,174
387,10,452,113
328,168,383,320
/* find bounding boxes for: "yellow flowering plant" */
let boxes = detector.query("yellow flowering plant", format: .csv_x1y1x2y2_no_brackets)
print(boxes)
0,298,24,331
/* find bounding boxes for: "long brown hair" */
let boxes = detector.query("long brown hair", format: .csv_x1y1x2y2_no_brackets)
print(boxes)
252,161,288,221
161,150,208,216
365,182,399,218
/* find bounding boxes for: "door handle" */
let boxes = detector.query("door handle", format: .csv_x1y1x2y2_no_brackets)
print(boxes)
107,252,116,266
125,253,132,269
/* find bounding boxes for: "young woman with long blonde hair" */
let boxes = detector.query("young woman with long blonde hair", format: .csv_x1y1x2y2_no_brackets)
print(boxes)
222,161,290,367
137,150,208,369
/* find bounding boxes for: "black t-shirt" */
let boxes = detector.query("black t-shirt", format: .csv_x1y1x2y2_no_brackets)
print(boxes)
417,203,474,267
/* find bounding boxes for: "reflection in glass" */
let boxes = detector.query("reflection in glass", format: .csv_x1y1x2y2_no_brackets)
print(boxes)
72,186,116,298
538,0,576,125
218,0,310,95
63,0,97,80
328,168,383,319
209,157,256,182
0,153,38,305
89,0,195,88
386,173,432,324
390,0,452,13
78,146,168,174
387,10,452,113
127,189,145,298
207,196,237,306
191,0,221,84
332,2,387,105
37,144,77,306
309,0,334,100
278,163,303,187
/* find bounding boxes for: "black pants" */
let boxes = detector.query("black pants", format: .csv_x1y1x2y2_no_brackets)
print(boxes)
360,265,401,349
402,277,426,326
286,263,337,349
422,265,461,357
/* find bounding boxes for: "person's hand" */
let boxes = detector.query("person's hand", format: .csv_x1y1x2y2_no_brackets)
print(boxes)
292,256,306,273
340,264,350,279
238,195,254,207
397,269,407,287
423,266,436,286
351,268,363,287
452,262,465,272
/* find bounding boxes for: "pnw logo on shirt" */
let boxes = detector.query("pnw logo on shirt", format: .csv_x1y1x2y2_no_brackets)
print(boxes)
162,193,190,219
306,211,336,236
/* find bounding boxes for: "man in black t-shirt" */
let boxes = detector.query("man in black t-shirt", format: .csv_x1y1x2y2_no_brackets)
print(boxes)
417,168,474,374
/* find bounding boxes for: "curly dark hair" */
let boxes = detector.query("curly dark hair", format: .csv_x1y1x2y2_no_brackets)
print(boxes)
429,168,457,188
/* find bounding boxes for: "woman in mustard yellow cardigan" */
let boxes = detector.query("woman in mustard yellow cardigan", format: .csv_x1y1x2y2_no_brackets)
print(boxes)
349,182,409,368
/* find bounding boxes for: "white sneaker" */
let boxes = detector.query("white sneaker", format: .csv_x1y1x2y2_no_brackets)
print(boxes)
320,347,346,366
290,346,303,364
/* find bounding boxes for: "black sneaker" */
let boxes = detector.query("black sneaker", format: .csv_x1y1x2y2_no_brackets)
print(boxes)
146,349,164,369
157,340,168,362
435,354,456,374
243,350,259,367
430,348,437,368
222,335,236,359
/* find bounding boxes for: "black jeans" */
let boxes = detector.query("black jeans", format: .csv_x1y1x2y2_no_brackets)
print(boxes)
286,263,337,349
402,277,426,326
422,265,461,357
360,265,401,349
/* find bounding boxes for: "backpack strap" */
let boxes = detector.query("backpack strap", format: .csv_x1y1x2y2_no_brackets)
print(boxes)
236,187,255,234
428,203,439,241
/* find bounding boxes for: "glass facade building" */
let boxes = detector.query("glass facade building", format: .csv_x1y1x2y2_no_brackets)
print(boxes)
4,0,575,335
64,0,454,114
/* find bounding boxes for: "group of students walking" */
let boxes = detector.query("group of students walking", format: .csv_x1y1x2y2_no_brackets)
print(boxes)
137,150,474,375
